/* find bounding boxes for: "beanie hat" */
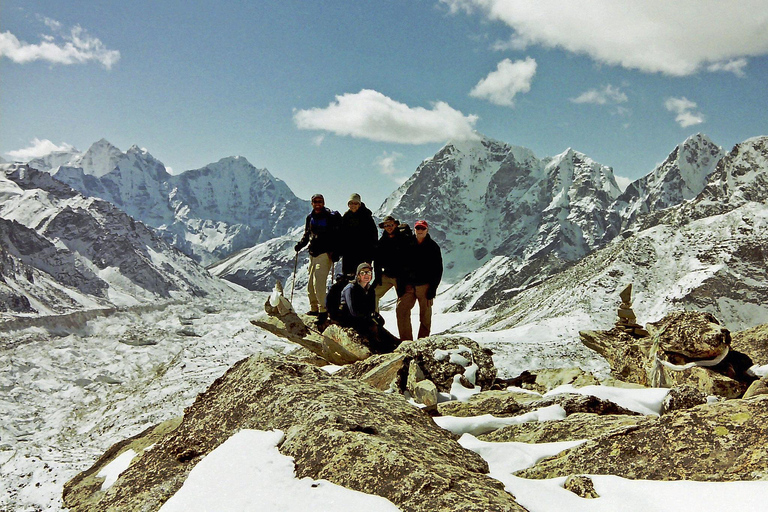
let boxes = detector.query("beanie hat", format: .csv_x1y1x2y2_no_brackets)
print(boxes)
356,262,373,274
311,193,324,202
348,193,361,204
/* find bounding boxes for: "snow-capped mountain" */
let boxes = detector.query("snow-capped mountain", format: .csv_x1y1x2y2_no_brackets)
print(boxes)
0,163,231,314
608,133,724,237
445,135,768,333
29,140,309,265
377,136,622,281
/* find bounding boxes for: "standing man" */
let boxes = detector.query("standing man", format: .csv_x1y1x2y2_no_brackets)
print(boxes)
396,220,443,340
373,215,411,310
294,193,341,324
339,193,378,278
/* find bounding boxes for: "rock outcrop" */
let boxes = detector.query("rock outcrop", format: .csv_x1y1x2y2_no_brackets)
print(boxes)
581,310,756,398
62,356,526,512
516,396,768,481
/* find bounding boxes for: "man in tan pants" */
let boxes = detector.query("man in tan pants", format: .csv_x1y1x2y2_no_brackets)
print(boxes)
294,194,341,325
395,220,443,340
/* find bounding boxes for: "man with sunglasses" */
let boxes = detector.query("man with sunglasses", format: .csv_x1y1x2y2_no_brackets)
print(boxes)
294,193,341,324
373,215,412,311
396,220,443,340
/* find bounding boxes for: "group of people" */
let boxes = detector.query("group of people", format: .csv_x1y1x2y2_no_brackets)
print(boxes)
293,192,443,349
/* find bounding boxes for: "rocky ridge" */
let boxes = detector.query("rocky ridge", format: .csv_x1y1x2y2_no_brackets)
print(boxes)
0,163,230,314
63,308,768,511
29,140,309,265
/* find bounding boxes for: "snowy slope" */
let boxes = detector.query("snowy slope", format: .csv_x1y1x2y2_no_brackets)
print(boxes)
29,141,310,265
0,164,231,314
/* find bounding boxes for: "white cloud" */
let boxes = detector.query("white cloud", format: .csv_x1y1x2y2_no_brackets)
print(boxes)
293,89,480,144
664,97,705,128
470,57,536,106
6,138,76,161
0,20,120,69
441,0,768,76
570,84,627,105
375,151,409,185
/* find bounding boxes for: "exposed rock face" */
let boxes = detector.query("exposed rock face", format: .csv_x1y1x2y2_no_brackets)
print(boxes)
659,385,708,415
395,336,497,393
516,396,768,481
63,356,526,512
731,323,768,365
563,475,600,499
581,311,756,398
480,412,649,444
646,311,730,360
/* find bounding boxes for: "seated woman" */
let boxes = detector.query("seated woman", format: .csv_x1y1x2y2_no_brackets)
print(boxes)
340,262,400,353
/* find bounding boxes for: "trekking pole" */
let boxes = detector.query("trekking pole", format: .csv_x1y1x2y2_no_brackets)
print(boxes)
290,251,298,303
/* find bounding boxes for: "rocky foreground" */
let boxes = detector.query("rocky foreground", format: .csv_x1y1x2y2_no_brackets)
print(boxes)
63,308,768,511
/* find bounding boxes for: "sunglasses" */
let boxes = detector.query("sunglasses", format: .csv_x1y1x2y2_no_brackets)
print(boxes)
359,270,372,275
348,201,360,206
415,226,427,230
312,200,324,204
382,223,395,228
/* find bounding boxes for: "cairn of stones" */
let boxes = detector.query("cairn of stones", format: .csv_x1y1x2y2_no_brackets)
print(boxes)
616,284,649,337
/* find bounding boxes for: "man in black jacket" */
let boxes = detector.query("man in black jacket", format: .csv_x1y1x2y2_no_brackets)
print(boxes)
339,193,378,277
373,215,411,311
294,193,341,323
396,220,443,340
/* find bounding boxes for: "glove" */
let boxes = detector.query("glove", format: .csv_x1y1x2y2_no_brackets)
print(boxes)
294,243,302,252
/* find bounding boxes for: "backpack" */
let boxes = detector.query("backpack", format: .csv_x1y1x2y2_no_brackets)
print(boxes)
326,273,352,322
397,222,413,239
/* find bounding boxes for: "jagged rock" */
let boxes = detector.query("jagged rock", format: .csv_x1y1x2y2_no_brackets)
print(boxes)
743,377,768,400
731,323,768,365
480,412,649,444
333,352,407,391
582,311,756,398
529,367,600,394
438,391,638,419
659,385,708,414
395,336,496,393
563,475,600,499
62,355,526,512
580,328,653,385
646,311,730,359
413,380,439,408
515,396,768,481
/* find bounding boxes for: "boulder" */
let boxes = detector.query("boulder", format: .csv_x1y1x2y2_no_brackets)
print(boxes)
731,323,768,366
480,412,649,444
743,377,768,400
646,311,730,359
563,475,599,499
516,396,768,481
659,385,708,414
581,311,756,398
396,336,496,393
63,355,527,512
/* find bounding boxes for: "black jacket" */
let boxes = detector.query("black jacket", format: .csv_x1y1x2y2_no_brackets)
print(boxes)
374,225,412,281
339,203,378,274
398,233,443,300
295,207,341,258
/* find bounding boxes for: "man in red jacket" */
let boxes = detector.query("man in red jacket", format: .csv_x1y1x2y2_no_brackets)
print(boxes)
395,220,443,340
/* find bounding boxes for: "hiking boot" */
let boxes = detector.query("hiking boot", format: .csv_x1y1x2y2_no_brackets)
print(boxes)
306,311,320,316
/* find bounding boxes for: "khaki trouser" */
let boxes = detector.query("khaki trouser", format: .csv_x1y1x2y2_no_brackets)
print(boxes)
308,253,332,313
396,284,432,341
374,274,398,312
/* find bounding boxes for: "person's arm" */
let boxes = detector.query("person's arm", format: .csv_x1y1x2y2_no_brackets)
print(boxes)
295,216,310,251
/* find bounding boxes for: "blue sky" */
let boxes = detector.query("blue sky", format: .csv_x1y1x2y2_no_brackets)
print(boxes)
2,0,767,210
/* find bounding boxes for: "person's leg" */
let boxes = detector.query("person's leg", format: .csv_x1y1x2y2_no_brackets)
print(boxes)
307,255,320,313
315,253,332,313
415,284,432,339
374,275,396,311
395,285,417,341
